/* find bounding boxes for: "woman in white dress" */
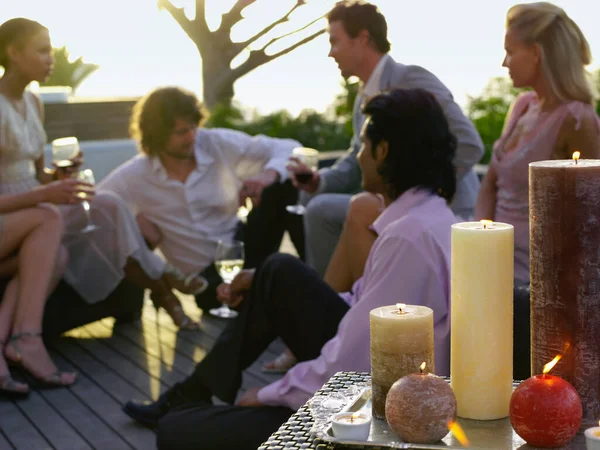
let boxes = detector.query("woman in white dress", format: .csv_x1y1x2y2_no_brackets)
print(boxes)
0,191,80,394
0,18,206,330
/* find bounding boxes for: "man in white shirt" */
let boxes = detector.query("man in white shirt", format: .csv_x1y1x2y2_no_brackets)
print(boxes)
99,87,304,310
122,87,458,450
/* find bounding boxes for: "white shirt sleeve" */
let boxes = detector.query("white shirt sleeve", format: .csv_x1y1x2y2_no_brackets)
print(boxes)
97,160,139,214
209,128,300,182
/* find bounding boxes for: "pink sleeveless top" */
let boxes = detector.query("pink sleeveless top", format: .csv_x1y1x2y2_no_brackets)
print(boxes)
491,92,600,283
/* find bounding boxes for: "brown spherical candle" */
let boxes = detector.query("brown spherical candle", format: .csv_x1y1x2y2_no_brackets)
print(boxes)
385,365,457,444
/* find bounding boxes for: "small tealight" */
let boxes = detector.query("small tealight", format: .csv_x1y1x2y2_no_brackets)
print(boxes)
331,412,372,441
584,422,600,450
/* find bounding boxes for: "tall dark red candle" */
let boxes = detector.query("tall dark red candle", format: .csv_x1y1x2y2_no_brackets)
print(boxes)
529,158,600,428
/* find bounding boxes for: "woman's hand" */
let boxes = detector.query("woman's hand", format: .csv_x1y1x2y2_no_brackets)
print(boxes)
35,179,94,205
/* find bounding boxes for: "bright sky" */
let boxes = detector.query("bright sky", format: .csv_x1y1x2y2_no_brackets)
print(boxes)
2,0,600,115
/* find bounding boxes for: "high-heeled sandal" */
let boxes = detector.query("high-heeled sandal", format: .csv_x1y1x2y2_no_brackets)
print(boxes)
5,332,78,388
164,264,209,296
0,339,30,399
150,291,200,331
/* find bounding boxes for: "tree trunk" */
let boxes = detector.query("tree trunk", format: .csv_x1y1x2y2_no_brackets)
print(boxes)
201,47,235,110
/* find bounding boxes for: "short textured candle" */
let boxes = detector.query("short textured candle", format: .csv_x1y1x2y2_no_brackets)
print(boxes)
370,305,434,419
529,159,600,428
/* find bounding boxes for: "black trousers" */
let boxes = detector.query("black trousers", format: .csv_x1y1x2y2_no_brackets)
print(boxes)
157,254,350,450
513,283,531,380
195,180,305,311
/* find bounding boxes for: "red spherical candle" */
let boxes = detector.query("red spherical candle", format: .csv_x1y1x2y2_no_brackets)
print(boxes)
510,368,582,448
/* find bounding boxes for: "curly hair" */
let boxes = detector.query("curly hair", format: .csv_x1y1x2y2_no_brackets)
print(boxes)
327,1,391,54
362,88,457,202
0,18,47,69
130,87,206,156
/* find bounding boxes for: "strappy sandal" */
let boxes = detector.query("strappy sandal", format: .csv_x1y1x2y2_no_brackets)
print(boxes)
164,264,209,296
262,351,297,374
150,291,200,331
0,339,29,399
5,332,77,388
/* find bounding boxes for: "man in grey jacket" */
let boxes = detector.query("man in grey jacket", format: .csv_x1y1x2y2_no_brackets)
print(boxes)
291,0,483,275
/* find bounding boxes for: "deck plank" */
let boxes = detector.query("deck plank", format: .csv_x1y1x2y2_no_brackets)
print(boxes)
0,430,15,450
41,352,136,450
2,294,292,449
0,400,52,450
52,337,154,403
13,391,92,450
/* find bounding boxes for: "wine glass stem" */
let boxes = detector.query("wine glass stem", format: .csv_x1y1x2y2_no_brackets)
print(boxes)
83,201,94,227
222,279,233,311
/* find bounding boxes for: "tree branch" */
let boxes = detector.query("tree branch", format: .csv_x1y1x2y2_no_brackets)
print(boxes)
261,13,326,54
219,0,256,33
193,0,212,44
229,28,325,81
158,0,199,41
231,0,307,58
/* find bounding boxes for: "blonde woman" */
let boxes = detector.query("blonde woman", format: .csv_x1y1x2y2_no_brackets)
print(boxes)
475,2,600,284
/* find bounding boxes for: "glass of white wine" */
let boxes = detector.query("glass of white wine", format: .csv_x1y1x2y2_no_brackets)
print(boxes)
52,136,80,170
286,147,320,215
236,197,253,224
77,169,99,234
209,240,245,319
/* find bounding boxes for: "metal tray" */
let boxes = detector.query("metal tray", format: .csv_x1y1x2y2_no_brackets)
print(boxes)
312,388,587,450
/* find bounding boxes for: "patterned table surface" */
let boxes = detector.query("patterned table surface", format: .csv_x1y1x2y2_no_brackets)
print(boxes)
258,372,588,450
258,371,370,450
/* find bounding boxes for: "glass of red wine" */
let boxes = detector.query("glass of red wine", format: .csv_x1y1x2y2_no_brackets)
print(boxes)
286,147,319,215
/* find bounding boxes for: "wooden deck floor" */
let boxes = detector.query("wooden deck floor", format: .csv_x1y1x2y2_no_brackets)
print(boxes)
0,293,285,450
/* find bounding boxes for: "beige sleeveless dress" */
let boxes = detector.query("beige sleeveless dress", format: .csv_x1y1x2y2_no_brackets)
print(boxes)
0,91,165,303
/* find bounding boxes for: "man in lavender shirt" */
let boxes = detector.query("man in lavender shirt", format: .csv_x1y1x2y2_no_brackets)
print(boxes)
123,88,458,449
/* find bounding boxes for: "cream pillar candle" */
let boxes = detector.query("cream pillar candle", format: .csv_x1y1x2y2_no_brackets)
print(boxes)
370,304,434,419
451,221,514,420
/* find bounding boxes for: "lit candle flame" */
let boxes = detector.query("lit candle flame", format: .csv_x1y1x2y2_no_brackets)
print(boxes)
543,354,563,374
573,151,580,164
480,219,493,230
350,412,361,423
419,362,427,373
448,420,470,446
396,303,406,314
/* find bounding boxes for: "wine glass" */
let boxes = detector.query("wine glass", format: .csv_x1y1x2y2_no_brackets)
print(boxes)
209,240,245,319
286,147,320,215
52,136,80,170
76,169,99,234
